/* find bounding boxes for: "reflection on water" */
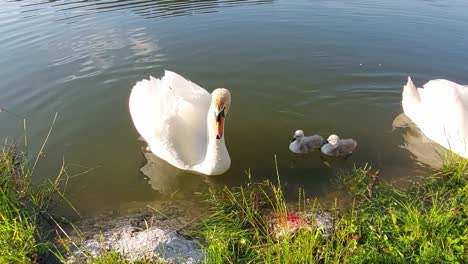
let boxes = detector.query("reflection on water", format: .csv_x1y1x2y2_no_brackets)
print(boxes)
50,27,166,84
141,151,210,196
392,113,447,169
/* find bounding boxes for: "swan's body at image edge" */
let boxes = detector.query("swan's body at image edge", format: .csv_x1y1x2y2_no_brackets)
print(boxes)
402,77,468,158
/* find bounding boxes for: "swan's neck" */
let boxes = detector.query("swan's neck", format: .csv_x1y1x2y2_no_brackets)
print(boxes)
194,104,231,175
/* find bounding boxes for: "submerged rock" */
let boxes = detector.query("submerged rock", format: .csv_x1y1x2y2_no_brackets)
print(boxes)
65,202,205,263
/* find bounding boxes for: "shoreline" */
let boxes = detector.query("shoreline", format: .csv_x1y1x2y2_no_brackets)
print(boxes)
1,143,467,263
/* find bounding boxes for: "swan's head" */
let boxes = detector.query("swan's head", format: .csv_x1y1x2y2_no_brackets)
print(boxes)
327,134,340,145
212,88,231,140
290,130,304,143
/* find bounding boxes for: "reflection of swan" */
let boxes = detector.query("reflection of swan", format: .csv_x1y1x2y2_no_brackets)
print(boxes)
402,77,468,158
289,130,324,154
320,134,357,158
392,113,446,168
141,151,206,196
129,71,231,175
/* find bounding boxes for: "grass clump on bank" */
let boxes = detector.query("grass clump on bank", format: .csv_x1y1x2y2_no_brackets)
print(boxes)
197,161,468,263
0,144,59,263
0,145,41,263
0,140,73,263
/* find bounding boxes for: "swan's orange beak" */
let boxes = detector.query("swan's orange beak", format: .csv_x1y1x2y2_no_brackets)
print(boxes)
215,109,225,139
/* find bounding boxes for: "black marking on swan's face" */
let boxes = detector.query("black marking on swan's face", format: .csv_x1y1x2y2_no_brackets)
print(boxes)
215,108,225,122
214,107,226,140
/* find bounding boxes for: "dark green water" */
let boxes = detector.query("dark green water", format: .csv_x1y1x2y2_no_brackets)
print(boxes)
1,0,467,216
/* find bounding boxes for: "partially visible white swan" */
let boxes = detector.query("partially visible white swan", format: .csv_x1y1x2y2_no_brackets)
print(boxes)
289,130,324,154
402,77,468,158
320,134,357,158
129,71,231,176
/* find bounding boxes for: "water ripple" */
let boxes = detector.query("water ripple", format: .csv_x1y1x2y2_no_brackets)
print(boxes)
44,0,274,22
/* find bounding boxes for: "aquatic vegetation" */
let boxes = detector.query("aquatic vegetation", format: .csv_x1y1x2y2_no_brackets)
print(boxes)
197,161,468,263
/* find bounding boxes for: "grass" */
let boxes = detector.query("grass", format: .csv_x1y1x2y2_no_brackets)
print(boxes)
0,144,60,263
0,113,75,263
0,145,38,263
88,251,171,264
197,160,468,263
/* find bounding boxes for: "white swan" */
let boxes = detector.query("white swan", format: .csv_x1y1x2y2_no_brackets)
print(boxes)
320,134,357,158
129,71,231,176
402,77,468,158
289,130,324,154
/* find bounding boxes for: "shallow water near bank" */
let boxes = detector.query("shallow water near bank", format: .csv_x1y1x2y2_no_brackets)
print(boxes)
1,0,467,217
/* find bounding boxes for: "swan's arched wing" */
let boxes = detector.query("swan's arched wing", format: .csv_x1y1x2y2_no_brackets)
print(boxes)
129,72,211,168
163,71,211,103
162,71,212,166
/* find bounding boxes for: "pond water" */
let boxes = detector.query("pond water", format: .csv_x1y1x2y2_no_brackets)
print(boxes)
1,0,467,217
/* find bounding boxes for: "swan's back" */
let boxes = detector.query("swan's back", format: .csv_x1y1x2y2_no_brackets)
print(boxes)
339,139,357,154
129,71,212,169
303,135,324,150
402,78,468,158
420,79,468,109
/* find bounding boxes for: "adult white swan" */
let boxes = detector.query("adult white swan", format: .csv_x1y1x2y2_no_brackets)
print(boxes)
129,71,231,175
402,77,468,158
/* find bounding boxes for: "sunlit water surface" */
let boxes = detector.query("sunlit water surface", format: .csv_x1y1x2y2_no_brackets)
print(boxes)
1,0,468,217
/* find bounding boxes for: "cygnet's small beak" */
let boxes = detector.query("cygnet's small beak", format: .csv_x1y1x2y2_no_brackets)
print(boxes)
215,108,225,139
290,137,296,143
